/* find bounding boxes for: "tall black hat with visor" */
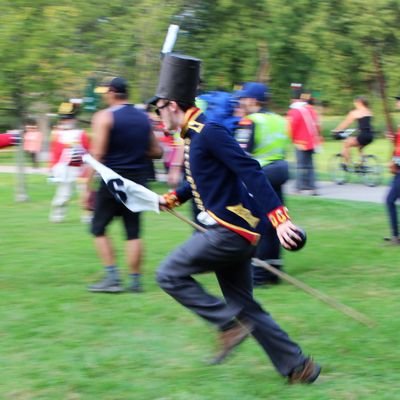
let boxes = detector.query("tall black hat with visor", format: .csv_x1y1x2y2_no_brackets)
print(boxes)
149,53,201,106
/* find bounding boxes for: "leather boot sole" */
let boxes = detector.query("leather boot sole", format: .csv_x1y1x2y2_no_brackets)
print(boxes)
209,322,253,365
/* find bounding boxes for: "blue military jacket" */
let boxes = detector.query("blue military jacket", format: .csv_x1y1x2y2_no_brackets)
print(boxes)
174,108,283,244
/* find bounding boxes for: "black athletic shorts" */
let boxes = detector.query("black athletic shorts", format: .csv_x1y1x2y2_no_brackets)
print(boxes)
90,171,147,240
357,133,373,147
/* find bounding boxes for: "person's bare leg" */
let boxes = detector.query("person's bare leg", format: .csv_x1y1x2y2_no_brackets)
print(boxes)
342,139,350,164
88,235,122,293
358,146,364,161
95,235,115,266
342,137,357,164
126,238,143,292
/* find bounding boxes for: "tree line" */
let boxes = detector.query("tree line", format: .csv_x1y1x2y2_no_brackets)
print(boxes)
1,0,400,131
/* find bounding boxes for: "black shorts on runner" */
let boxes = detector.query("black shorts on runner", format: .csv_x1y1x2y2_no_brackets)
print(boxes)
90,171,147,240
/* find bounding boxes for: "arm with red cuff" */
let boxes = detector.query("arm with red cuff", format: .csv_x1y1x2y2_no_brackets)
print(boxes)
205,124,281,213
161,180,193,209
204,125,301,248
267,206,291,229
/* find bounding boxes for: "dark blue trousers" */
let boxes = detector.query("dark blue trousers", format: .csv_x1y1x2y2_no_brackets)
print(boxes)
253,159,289,282
156,226,306,376
386,173,400,237
295,149,316,191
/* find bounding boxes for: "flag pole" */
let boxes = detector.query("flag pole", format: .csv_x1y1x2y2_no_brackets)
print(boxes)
166,208,206,232
251,259,375,327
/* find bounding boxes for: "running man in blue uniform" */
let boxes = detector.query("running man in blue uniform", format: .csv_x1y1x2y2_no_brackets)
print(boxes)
150,54,321,384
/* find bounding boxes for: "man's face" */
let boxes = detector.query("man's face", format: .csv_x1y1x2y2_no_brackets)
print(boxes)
103,89,116,106
239,97,256,115
156,99,177,131
59,118,75,129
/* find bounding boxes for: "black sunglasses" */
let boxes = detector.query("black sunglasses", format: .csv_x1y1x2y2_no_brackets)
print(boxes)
155,101,170,116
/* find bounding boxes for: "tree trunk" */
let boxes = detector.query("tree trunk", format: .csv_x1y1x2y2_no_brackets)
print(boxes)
13,88,29,202
373,52,395,135
256,41,270,84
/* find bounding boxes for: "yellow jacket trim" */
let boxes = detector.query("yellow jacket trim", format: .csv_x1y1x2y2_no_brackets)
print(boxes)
226,203,260,228
207,210,260,245
181,107,203,138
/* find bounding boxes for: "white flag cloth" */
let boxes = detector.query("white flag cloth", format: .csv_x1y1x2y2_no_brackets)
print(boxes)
83,154,159,213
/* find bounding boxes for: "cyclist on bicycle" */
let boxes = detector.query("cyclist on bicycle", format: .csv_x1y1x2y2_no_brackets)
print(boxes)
333,96,374,167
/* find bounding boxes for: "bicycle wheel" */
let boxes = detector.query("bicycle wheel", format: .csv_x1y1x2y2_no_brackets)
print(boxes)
361,155,382,187
328,153,349,185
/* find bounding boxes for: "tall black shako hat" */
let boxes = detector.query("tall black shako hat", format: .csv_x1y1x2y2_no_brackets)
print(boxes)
149,53,201,105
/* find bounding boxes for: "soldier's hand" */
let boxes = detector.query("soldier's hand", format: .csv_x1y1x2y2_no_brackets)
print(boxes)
159,195,168,211
276,221,306,251
160,191,180,210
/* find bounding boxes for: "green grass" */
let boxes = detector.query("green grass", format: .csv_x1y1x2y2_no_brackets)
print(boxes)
1,173,399,399
0,148,16,165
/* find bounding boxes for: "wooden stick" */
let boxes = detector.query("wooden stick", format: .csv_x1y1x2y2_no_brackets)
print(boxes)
166,208,376,328
166,208,206,232
251,258,375,328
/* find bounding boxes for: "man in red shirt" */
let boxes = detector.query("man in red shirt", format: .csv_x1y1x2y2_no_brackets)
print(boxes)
287,84,322,195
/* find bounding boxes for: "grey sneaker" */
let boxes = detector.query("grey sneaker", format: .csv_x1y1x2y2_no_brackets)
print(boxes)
88,276,124,293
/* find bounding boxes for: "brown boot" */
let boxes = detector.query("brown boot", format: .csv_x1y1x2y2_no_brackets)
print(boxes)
209,320,253,365
288,357,321,384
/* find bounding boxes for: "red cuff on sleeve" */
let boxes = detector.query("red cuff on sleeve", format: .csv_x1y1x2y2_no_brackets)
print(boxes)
163,190,181,209
267,206,291,228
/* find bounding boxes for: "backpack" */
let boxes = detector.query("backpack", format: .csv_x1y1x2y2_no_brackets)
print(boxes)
197,91,240,134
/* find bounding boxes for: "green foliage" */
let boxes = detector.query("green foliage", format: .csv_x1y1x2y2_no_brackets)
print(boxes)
1,1,400,124
0,1,183,122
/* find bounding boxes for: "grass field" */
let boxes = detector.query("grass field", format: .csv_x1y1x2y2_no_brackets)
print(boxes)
1,173,399,399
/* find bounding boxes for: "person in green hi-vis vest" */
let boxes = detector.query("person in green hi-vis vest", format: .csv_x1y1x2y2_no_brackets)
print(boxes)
234,82,291,287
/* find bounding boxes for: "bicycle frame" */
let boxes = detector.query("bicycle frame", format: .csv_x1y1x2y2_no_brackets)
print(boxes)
329,129,382,187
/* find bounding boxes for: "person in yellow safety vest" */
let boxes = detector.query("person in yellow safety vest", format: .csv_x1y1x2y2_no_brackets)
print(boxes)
234,82,291,287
